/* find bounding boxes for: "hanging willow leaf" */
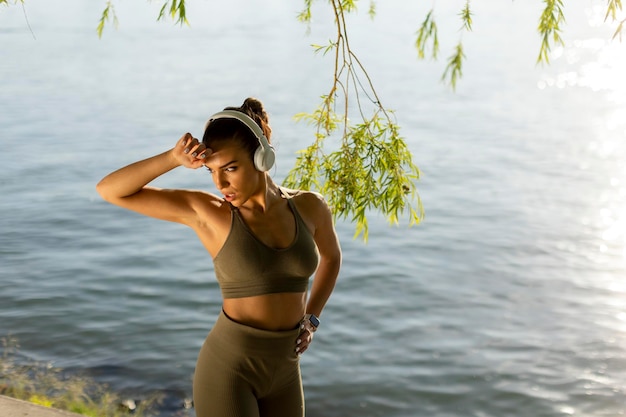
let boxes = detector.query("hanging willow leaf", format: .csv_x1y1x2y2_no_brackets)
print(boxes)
368,1,376,19
438,2,473,88
298,0,314,23
605,0,623,21
605,0,624,40
537,0,566,64
613,18,625,40
171,0,189,25
97,1,118,38
155,0,188,25
415,10,439,60
340,0,357,13
460,1,473,31
442,42,465,90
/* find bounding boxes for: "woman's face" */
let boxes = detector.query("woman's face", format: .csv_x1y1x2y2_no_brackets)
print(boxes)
203,142,262,206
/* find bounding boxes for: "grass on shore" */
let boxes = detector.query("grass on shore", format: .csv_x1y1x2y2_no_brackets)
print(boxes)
1,336,159,416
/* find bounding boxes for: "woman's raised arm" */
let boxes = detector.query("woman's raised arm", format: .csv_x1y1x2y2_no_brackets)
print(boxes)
96,133,213,225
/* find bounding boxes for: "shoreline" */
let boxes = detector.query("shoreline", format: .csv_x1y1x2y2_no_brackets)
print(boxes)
0,395,85,417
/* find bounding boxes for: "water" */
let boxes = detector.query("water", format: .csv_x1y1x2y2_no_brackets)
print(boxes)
1,1,626,416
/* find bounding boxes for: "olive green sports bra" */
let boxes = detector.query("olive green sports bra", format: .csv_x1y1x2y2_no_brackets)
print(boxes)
213,196,320,299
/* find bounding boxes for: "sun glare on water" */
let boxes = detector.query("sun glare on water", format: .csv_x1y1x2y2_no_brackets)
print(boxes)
537,5,626,271
537,38,626,100
537,4,626,101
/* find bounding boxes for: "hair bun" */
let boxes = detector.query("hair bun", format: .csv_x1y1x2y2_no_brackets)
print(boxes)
241,98,266,120
221,97,272,140
238,97,271,140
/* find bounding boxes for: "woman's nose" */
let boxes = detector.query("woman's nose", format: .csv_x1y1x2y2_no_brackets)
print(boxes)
214,173,228,189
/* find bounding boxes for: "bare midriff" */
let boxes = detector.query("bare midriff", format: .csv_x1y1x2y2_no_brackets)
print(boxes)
222,292,307,331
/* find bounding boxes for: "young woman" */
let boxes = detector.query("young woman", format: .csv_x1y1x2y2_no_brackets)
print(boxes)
96,98,342,417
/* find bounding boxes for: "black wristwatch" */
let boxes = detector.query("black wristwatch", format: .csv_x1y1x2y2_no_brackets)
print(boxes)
305,313,320,329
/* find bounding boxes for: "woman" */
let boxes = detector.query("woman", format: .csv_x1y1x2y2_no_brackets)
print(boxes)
96,98,342,417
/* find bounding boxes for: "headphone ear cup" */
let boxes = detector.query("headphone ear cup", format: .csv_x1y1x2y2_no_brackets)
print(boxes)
254,144,275,171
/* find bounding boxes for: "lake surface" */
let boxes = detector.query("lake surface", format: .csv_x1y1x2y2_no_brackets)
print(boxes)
1,1,625,416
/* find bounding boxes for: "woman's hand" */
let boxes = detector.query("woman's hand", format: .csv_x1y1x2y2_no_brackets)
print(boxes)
172,133,212,169
295,319,317,356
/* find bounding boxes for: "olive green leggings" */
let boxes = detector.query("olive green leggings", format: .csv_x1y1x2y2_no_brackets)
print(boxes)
193,310,304,417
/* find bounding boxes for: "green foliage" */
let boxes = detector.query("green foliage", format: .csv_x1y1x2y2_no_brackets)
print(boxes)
287,109,423,240
97,1,117,38
537,0,565,64
606,0,623,20
157,0,189,26
1,336,160,417
460,1,473,31
415,2,472,90
367,0,376,19
605,0,624,40
442,42,465,91
287,0,424,240
339,0,357,13
613,18,625,40
297,0,314,24
415,10,439,60
311,40,338,56
97,0,187,37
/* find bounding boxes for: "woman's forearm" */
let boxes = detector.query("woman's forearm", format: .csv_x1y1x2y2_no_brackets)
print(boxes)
96,149,180,202
306,256,341,318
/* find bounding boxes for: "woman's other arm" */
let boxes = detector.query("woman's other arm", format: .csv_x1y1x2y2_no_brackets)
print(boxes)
306,192,342,318
294,192,341,355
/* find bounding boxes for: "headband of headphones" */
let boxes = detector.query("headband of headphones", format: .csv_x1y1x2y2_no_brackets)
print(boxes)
205,110,275,172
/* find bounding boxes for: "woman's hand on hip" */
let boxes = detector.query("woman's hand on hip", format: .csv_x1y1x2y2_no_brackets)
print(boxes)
295,320,316,356
173,133,211,169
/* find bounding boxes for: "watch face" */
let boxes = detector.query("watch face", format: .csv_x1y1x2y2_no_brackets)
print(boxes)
309,314,320,327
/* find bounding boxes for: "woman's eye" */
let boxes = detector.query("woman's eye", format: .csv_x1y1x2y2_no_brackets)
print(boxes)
205,166,236,173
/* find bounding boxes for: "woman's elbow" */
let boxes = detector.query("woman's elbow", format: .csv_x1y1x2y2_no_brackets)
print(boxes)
95,180,107,200
95,178,118,203
321,249,342,272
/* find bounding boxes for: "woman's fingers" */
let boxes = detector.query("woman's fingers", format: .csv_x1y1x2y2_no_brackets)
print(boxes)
180,132,192,145
200,147,212,159
295,328,313,355
186,140,209,158
183,137,199,154
190,144,211,162
176,134,211,167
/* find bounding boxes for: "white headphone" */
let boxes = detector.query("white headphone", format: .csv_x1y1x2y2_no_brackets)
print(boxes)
205,110,276,172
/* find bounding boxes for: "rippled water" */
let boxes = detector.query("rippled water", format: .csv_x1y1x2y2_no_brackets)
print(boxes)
1,1,625,416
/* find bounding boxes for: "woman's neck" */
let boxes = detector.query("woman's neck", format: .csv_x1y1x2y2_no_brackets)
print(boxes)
242,175,282,214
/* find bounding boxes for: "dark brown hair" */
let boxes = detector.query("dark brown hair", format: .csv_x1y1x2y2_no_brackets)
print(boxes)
202,98,272,162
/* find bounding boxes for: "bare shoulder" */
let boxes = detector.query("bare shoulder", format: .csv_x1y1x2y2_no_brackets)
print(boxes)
283,188,329,213
285,188,340,255
184,189,231,219
282,188,334,236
